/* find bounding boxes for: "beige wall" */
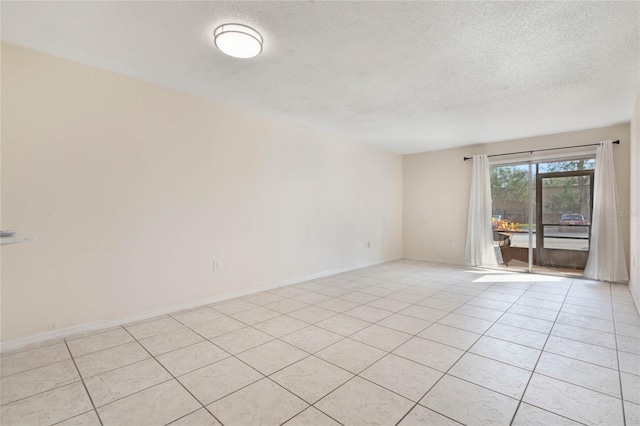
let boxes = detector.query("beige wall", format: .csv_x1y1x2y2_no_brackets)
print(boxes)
404,124,632,267
0,44,403,341
630,87,640,308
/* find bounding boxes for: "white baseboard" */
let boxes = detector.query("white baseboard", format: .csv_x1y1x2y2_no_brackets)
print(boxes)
0,256,401,354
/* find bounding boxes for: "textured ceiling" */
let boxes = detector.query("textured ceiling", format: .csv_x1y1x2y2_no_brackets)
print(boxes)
1,1,639,154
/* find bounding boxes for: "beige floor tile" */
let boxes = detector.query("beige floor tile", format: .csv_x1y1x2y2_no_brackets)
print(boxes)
515,298,562,312
169,408,221,425
0,343,70,378
283,407,340,426
0,359,80,405
316,376,413,426
523,373,624,425
551,322,617,349
485,323,548,350
619,351,640,375
264,298,309,314
508,304,558,321
0,382,93,426
271,356,352,404
419,323,481,350
253,315,309,338
556,312,615,333
544,335,618,369
393,337,464,372
139,328,204,356
416,297,463,311
156,341,230,376
367,297,412,312
292,292,333,304
535,352,621,397
170,308,223,326
625,401,640,426
280,325,343,353
207,378,308,426
189,316,245,339
243,292,285,306
315,297,359,313
316,338,386,374
561,304,613,321
74,341,150,378
66,329,134,357
616,322,640,338
467,297,512,312
124,316,184,340
437,313,494,334
98,380,200,426
361,354,442,402
621,372,640,405
469,336,540,370
480,291,520,303
359,286,396,297
449,352,531,399
431,292,474,304
56,410,101,426
236,340,307,375
397,405,462,426
315,314,371,336
399,305,449,322
178,357,262,404
377,313,432,334
210,299,257,315
230,306,281,325
512,403,581,425
498,313,554,334
617,334,640,355
340,291,381,304
454,305,503,321
84,358,172,407
288,306,337,324
343,305,393,322
210,327,274,354
420,375,518,426
351,324,412,352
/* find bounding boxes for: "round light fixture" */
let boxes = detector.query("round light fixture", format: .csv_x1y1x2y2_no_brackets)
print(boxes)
214,24,263,59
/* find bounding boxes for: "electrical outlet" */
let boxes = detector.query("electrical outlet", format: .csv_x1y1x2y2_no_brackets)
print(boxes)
213,260,221,272
449,240,455,247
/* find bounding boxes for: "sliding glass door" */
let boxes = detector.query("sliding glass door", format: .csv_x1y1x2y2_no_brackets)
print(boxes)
490,163,533,272
490,157,594,275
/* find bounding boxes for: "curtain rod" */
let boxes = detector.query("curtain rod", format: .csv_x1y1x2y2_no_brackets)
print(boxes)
463,140,620,161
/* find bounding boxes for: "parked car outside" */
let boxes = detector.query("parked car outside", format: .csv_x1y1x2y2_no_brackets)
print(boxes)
559,214,588,226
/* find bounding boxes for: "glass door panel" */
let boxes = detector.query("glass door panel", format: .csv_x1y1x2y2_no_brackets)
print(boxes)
536,170,593,270
490,164,533,271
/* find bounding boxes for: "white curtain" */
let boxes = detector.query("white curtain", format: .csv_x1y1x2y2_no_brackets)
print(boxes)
584,140,629,282
465,155,498,266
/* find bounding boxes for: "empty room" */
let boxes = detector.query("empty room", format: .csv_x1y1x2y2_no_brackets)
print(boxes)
1,1,639,426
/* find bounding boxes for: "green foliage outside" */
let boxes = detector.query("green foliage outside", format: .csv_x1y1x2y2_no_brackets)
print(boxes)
490,159,594,221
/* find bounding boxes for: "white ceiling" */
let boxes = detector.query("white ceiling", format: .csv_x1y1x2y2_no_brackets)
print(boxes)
2,1,639,154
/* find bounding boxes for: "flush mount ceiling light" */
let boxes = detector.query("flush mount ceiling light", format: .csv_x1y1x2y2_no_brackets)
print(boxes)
214,23,263,59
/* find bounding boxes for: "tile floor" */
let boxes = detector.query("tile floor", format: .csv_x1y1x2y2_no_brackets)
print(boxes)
1,260,639,425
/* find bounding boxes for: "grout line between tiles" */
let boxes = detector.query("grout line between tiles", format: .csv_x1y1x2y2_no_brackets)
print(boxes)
392,277,540,425
611,284,628,426
119,326,228,426
5,262,636,426
63,340,105,426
